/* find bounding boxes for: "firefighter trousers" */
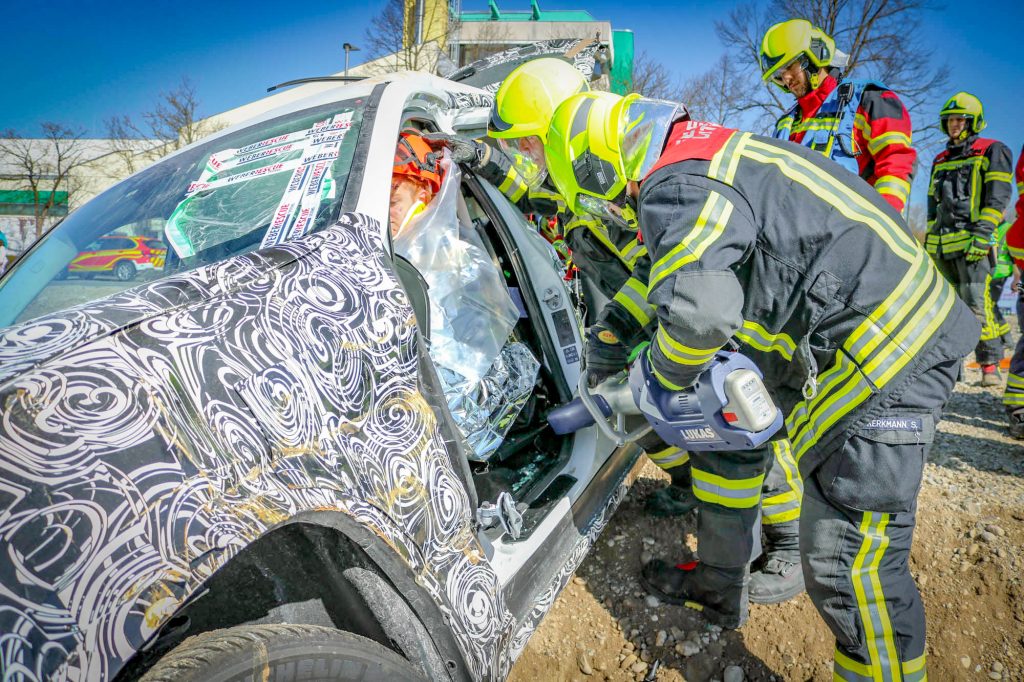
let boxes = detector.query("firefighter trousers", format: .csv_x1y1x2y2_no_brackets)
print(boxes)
640,432,801,559
932,255,1006,365
801,357,958,682
1003,293,1024,408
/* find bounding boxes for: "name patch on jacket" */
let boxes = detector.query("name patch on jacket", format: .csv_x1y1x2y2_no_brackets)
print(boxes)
862,417,923,432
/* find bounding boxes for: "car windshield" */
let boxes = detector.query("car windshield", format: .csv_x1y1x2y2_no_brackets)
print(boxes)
0,97,367,329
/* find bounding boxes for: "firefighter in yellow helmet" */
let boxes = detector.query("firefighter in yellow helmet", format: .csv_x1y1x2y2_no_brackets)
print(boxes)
925,92,1013,386
544,89,976,678
426,61,701,517
759,19,916,214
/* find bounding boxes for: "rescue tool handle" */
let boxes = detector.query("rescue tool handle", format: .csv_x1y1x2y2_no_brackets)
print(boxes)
574,370,651,445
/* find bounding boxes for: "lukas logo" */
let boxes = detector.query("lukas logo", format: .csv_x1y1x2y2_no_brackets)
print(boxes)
682,426,717,441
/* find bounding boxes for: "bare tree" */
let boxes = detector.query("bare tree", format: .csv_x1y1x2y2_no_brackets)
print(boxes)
631,50,678,100
363,0,460,74
714,0,949,144
0,123,88,239
680,54,748,126
104,77,222,170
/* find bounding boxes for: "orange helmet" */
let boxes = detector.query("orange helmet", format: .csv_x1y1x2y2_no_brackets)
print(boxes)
393,129,443,193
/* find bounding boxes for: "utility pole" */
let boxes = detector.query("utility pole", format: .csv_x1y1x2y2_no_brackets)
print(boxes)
343,42,360,76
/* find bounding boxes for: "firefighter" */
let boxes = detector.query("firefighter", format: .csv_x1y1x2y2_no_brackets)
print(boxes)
925,93,1013,386
1001,145,1024,435
760,19,916,214
544,92,977,679
424,60,701,518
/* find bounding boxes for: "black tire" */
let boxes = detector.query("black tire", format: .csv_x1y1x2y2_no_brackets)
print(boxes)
114,260,136,281
139,624,425,682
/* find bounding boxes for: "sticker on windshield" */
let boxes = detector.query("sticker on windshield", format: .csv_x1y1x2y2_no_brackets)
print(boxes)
164,111,352,259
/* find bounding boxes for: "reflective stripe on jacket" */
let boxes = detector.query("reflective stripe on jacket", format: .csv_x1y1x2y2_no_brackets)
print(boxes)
774,75,915,213
926,136,1013,258
639,120,978,476
475,145,655,332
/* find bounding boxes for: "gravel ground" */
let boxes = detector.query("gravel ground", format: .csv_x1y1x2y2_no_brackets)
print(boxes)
508,360,1024,682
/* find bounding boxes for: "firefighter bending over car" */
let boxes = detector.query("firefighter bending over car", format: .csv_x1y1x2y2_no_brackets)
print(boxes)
925,92,1013,387
544,89,976,681
759,19,916,214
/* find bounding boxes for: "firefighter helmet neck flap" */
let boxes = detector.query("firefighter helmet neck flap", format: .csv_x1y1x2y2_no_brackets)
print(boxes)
939,91,986,141
760,19,835,93
545,92,687,229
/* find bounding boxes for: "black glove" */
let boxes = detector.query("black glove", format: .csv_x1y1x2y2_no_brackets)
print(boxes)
586,322,629,387
421,132,489,169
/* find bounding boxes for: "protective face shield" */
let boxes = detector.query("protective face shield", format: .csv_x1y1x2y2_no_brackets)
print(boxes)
577,193,635,230
620,97,689,183
495,135,548,190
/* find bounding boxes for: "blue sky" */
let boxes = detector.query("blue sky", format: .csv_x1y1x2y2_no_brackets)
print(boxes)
5,0,1023,206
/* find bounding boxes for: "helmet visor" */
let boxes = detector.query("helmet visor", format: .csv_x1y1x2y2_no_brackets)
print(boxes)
497,137,549,190
577,194,629,230
620,98,687,182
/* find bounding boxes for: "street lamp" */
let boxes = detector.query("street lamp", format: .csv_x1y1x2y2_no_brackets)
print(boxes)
343,42,361,77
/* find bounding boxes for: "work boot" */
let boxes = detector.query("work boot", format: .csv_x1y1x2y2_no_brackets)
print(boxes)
749,520,804,604
640,559,748,629
645,465,698,517
980,364,1002,387
1007,406,1024,440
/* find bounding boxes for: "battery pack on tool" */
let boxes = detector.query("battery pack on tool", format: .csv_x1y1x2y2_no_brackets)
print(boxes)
630,351,782,451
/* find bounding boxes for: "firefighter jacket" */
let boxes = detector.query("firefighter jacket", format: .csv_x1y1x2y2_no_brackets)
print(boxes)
926,135,1013,258
1002,145,1024,268
475,146,655,337
636,120,978,477
773,74,916,213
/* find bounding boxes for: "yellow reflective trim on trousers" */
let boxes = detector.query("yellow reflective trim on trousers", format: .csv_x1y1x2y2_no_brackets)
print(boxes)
980,272,1001,341
1005,373,1024,389
735,320,797,361
1007,244,1024,260
901,655,927,682
852,512,900,682
649,192,733,290
708,131,748,184
691,467,764,508
1002,393,1024,406
834,649,873,681
646,446,690,470
984,171,1012,183
656,326,719,366
742,140,918,263
866,130,912,156
773,438,803,495
614,278,654,326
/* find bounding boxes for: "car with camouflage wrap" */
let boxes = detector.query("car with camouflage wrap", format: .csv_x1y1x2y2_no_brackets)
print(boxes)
0,57,643,682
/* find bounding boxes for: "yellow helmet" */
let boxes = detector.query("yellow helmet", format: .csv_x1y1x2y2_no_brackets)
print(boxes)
940,91,986,138
759,19,835,91
544,91,628,223
489,58,589,142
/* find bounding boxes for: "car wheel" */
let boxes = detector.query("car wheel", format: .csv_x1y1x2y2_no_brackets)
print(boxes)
114,260,137,281
139,624,426,682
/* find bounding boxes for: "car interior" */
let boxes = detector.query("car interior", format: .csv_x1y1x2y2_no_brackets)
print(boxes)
394,119,582,542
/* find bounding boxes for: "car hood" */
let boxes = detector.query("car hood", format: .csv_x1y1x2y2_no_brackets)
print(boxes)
0,241,314,387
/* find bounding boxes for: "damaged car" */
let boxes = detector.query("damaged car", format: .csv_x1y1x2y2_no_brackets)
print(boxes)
0,61,642,682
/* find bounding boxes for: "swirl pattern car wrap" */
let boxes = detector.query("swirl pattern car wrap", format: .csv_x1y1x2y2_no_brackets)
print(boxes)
0,213,511,681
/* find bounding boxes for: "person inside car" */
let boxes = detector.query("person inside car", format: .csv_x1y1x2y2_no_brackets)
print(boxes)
390,129,539,460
